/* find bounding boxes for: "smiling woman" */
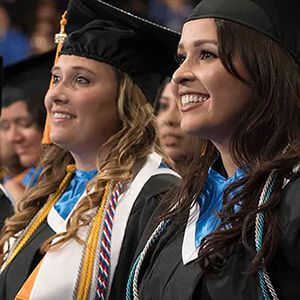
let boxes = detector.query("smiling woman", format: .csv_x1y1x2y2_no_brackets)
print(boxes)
0,1,181,299
127,0,300,299
45,56,121,169
173,18,252,152
0,52,52,204
1,100,43,168
0,56,14,231
156,77,199,175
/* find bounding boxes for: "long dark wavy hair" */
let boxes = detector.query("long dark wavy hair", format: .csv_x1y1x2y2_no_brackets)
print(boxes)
163,19,300,275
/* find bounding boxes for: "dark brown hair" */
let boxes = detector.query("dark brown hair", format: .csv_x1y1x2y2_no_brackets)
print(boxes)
163,19,300,275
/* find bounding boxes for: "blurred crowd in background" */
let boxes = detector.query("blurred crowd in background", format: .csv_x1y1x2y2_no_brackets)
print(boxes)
0,0,200,206
0,0,199,66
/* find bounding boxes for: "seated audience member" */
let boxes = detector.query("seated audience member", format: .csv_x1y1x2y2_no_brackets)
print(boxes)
0,51,53,203
0,120,24,183
0,1,180,299
148,0,193,31
127,0,300,299
0,55,14,228
156,77,199,174
0,2,30,66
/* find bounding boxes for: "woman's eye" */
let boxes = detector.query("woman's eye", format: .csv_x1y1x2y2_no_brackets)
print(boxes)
158,102,169,112
199,50,217,60
76,76,89,85
175,53,186,65
17,118,34,128
0,121,9,131
52,74,60,85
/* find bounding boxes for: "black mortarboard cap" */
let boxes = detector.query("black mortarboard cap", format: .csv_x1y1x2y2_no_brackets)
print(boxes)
60,0,180,104
2,50,55,107
186,0,300,64
2,87,28,108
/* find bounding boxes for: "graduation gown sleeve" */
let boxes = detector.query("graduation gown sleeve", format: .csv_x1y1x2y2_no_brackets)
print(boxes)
138,223,203,300
109,173,180,300
0,221,55,300
267,175,300,298
205,175,300,300
138,175,300,300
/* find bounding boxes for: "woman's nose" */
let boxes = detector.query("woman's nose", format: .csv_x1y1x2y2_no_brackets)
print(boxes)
165,117,180,127
167,112,181,128
163,101,181,127
45,81,69,106
172,60,195,85
7,124,23,144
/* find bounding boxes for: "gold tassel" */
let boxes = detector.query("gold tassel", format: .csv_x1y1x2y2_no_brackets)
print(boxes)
75,180,112,300
2,164,75,271
42,11,68,145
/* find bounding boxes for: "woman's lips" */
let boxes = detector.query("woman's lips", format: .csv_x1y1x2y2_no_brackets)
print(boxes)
15,147,28,156
179,93,210,113
161,134,182,146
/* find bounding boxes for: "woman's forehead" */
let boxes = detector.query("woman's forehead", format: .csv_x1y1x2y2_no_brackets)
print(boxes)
179,19,217,49
184,0,300,65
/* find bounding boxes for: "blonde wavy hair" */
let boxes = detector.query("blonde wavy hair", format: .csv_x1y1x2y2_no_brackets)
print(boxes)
0,68,161,258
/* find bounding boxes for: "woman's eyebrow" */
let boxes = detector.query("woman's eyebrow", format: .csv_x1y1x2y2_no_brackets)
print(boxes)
178,39,218,49
50,65,97,77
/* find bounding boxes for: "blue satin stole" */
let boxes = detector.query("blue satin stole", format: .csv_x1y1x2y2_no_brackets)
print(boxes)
22,167,42,188
195,166,245,248
54,169,97,220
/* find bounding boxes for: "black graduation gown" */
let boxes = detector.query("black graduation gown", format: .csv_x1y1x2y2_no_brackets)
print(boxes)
138,176,300,300
0,173,180,300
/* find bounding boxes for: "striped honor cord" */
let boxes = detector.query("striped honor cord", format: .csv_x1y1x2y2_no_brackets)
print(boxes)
255,170,279,300
95,182,122,300
126,219,171,300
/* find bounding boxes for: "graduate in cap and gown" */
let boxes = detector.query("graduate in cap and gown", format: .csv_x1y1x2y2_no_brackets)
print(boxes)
127,0,300,299
0,55,14,229
0,51,53,204
0,1,180,299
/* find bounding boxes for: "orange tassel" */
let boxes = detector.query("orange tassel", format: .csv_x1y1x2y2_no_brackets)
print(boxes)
42,11,68,144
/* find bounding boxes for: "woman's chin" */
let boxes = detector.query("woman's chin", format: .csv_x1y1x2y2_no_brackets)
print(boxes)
50,134,69,150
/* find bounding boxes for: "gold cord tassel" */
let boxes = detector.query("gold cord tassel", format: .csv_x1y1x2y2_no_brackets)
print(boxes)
42,11,68,145
2,164,75,271
75,180,112,300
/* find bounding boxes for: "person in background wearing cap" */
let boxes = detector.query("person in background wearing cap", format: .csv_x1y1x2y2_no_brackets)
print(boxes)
0,52,51,204
0,1,180,299
0,87,45,204
156,77,200,175
0,109,24,187
0,56,14,230
127,0,300,299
